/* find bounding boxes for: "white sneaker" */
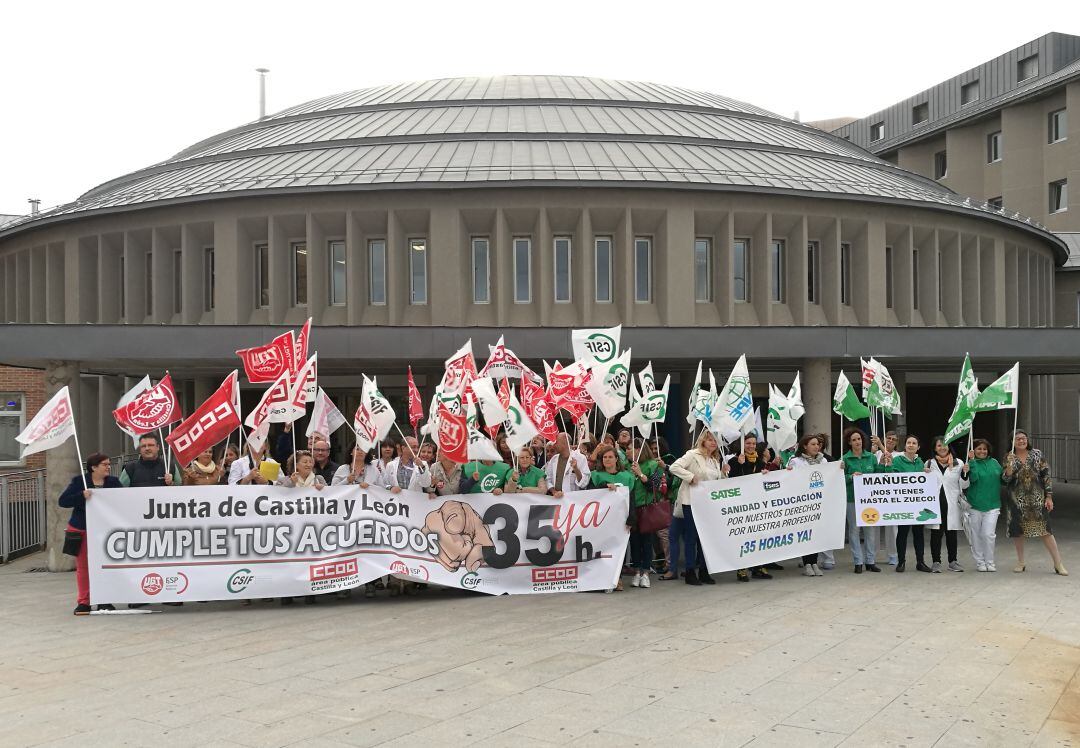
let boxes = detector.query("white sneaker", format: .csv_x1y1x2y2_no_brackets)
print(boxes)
803,565,816,577
812,564,824,576
631,572,641,588
976,563,987,572
986,563,996,572
639,573,650,588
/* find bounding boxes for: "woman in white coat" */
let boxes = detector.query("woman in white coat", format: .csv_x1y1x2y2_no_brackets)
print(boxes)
669,429,730,585
927,436,969,572
332,445,383,487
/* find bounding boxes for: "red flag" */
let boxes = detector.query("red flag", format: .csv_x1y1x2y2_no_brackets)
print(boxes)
407,367,424,430
442,341,478,395
236,331,294,383
480,336,544,384
522,376,558,441
436,404,469,464
292,318,312,375
548,363,594,414
245,370,301,428
497,377,512,411
112,373,182,435
167,372,241,467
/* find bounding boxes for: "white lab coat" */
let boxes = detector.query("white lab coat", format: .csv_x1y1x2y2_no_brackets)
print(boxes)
929,458,969,532
545,450,592,492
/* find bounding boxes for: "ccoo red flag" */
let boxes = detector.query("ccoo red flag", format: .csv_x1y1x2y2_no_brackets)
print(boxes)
292,318,312,375
166,372,241,467
407,366,424,430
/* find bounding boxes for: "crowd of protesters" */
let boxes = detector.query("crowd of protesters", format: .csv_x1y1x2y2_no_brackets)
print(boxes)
61,425,1067,614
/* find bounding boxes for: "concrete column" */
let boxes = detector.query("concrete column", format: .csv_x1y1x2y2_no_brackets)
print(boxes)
306,214,327,324
861,218,887,326
821,218,841,325
789,216,809,325
663,206,694,326
895,227,914,326
718,212,734,324
386,210,403,325
98,375,124,456
751,213,772,325
801,358,832,446
45,361,80,572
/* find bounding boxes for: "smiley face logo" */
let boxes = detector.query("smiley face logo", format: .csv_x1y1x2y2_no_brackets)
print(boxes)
861,507,881,525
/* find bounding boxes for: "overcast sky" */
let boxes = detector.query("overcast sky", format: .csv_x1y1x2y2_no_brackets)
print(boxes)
1,1,1076,214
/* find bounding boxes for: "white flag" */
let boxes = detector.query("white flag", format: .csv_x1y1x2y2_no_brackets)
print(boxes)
16,386,77,458
767,384,799,453
307,387,347,439
637,362,657,394
711,355,754,438
571,325,621,367
741,406,764,439
621,374,670,439
585,348,632,419
291,353,318,405
245,370,301,428
787,373,805,421
467,425,503,461
362,376,396,441
502,387,540,453
247,419,271,455
469,377,509,428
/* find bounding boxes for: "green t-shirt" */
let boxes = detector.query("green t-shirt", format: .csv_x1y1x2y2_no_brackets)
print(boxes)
966,457,1003,512
515,465,546,489
841,450,884,503
468,461,511,493
630,458,661,508
887,453,924,474
591,469,634,493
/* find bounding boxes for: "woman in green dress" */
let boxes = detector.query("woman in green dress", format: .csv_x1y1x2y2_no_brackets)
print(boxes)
1002,430,1067,575
591,445,635,591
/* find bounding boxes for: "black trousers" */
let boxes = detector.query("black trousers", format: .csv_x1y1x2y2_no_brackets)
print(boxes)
930,492,958,563
895,524,925,564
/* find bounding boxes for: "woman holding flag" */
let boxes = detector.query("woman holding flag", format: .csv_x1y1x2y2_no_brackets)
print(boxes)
963,439,1003,571
1003,430,1067,575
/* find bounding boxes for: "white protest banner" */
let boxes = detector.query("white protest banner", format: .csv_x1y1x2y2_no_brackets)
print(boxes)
86,485,629,602
690,463,846,573
854,471,942,527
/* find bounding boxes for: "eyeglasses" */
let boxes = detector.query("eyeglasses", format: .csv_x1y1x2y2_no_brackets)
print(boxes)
313,448,330,452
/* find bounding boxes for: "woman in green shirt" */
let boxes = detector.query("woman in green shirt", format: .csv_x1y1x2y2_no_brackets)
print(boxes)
591,445,635,592
505,447,549,494
963,439,1003,572
840,428,885,573
886,435,932,573
460,460,510,494
627,440,665,589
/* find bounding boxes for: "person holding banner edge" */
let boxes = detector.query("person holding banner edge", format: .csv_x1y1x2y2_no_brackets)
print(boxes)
59,453,121,615
788,434,832,576
729,434,780,582
884,435,932,573
1003,430,1067,575
670,429,729,585
590,445,635,591
839,428,885,573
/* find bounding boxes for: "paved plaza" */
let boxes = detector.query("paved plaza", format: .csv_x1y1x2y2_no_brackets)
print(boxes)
3,492,1080,748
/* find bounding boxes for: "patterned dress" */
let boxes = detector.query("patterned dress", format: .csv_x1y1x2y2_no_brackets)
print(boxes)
1003,449,1053,538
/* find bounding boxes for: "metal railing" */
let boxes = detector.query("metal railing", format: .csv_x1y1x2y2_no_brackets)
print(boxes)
1030,434,1080,484
0,468,47,563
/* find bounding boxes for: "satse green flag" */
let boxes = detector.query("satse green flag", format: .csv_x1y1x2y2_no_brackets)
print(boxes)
973,362,1019,411
833,371,871,420
943,355,979,444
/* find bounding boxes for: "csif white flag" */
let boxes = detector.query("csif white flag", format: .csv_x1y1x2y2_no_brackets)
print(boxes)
362,376,396,441
16,386,78,458
571,325,621,367
621,374,670,439
584,348,632,419
469,377,509,429
502,387,540,453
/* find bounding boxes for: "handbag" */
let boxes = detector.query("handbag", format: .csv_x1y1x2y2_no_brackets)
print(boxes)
637,499,672,534
62,530,83,557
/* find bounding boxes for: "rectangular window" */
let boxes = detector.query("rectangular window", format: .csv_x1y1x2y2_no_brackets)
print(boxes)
988,196,1003,209
885,245,894,309
807,241,820,304
912,102,929,125
769,239,785,302
471,237,490,304
1050,179,1068,213
1049,109,1067,143
595,237,613,303
368,239,386,305
144,251,153,315
329,240,346,306
694,238,711,303
912,249,920,310
554,236,572,303
734,238,750,302
960,80,980,106
1018,54,1038,81
409,238,427,305
172,249,183,315
840,242,852,305
203,247,215,311
634,237,651,303
987,131,1002,163
513,237,531,303
870,122,884,141
0,392,26,466
291,241,308,306
934,150,948,179
119,255,126,318
255,243,269,308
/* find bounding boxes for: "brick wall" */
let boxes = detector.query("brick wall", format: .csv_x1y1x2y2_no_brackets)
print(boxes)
1,365,45,473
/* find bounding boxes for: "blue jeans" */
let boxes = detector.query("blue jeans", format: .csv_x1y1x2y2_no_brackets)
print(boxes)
630,530,654,572
846,503,878,565
675,505,707,572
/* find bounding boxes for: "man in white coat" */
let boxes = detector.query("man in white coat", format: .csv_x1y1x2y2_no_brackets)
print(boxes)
385,435,433,493
545,432,591,498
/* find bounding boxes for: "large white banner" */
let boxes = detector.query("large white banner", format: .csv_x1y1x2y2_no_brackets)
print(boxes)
691,463,847,573
853,471,941,527
86,485,629,603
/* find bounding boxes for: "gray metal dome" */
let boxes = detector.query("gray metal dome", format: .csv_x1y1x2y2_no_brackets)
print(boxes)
0,76,1063,252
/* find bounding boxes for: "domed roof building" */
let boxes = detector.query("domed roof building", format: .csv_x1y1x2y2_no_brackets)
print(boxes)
0,76,1072,468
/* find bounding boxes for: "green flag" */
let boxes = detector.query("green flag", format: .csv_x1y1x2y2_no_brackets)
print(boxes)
973,362,1019,412
866,361,902,415
944,355,978,443
833,371,871,420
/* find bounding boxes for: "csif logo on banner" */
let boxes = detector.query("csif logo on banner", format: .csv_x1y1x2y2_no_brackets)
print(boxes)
227,568,255,593
584,333,616,363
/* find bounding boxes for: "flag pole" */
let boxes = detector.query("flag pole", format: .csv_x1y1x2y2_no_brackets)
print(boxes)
72,423,89,492
158,427,170,473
